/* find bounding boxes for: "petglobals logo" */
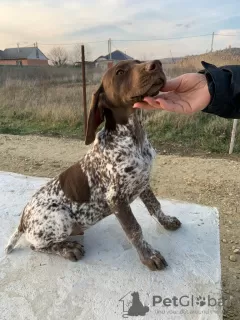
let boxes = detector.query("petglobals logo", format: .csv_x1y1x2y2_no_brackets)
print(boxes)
119,291,150,318
118,292,225,318
152,295,224,308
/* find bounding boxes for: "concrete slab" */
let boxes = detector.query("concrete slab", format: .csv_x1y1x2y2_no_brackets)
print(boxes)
0,172,222,320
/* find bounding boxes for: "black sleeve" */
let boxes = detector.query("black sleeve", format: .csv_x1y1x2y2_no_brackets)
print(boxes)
199,61,240,119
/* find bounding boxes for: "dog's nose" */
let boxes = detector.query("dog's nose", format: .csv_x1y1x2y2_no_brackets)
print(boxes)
145,60,162,72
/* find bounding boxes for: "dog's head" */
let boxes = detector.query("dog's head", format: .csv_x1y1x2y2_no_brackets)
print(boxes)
85,60,166,145
131,292,140,299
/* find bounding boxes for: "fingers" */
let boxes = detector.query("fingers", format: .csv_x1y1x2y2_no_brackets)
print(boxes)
133,92,188,114
133,76,184,110
134,96,186,114
155,99,185,113
134,96,174,112
133,99,163,110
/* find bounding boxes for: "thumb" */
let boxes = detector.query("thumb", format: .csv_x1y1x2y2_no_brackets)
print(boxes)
161,76,183,92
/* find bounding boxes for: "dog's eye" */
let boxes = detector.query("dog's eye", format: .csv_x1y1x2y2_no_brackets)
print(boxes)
116,69,124,75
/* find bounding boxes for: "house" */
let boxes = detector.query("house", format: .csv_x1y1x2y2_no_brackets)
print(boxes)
94,50,133,71
0,47,48,66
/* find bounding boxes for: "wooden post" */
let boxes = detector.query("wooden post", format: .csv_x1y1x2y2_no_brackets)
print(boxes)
211,32,215,52
81,45,87,136
229,119,238,154
109,38,112,60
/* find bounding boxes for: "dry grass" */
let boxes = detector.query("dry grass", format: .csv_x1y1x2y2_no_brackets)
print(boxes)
0,80,97,137
179,48,240,69
0,82,94,124
163,47,240,78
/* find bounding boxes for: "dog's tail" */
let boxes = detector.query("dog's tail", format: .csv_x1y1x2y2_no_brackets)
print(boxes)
5,226,23,254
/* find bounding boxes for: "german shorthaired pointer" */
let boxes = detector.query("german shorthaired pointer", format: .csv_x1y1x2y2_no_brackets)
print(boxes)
5,60,181,271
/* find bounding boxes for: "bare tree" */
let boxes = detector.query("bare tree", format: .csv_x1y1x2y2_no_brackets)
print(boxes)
49,46,68,66
69,43,92,65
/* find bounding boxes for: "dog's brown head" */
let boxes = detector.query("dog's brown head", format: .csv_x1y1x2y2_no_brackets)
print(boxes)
85,59,166,145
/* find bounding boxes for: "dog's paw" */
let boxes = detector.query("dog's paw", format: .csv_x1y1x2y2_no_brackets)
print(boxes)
160,216,181,231
60,241,85,262
139,244,168,271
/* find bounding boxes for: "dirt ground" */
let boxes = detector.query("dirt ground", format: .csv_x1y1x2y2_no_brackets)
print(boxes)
0,134,239,319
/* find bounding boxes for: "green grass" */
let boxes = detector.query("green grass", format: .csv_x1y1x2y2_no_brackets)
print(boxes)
1,109,239,155
144,110,239,154
0,115,85,138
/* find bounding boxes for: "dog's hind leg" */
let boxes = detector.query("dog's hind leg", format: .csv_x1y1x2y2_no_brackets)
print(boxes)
140,186,181,230
25,207,85,261
31,241,85,261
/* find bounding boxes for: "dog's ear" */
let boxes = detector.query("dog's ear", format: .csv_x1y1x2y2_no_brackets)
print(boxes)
85,84,104,145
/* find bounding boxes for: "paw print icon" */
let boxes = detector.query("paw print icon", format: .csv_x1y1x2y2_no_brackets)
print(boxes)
196,296,206,307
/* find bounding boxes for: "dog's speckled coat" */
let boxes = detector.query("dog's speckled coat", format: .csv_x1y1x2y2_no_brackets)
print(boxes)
6,60,181,270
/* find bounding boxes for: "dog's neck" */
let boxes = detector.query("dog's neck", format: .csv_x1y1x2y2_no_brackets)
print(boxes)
102,110,145,151
129,111,145,151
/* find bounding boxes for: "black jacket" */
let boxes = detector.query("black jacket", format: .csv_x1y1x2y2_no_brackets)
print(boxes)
199,61,240,119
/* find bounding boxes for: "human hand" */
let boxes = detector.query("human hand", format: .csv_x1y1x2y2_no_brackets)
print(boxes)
133,73,211,114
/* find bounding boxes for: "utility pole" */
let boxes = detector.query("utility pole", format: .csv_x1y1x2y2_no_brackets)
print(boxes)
81,45,87,136
35,41,39,58
211,32,215,52
108,38,112,60
170,50,175,63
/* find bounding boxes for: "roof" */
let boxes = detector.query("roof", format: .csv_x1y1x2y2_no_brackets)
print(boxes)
96,55,107,61
0,47,48,60
0,50,3,59
95,50,133,62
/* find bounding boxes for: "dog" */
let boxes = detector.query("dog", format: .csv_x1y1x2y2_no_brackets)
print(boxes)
128,292,149,316
5,59,181,271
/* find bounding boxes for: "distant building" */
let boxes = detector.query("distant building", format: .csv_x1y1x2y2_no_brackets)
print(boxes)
94,50,133,71
0,47,48,66
74,61,96,69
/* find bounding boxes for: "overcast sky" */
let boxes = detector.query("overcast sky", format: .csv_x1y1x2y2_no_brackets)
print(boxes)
1,0,240,60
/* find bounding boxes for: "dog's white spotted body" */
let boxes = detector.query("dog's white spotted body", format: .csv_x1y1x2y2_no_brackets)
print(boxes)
6,59,181,269
8,117,155,251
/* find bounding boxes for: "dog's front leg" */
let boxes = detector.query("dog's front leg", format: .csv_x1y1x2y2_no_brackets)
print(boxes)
110,199,167,271
140,186,181,230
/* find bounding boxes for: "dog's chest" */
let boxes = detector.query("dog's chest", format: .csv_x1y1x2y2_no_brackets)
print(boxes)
116,148,154,198
90,126,156,198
